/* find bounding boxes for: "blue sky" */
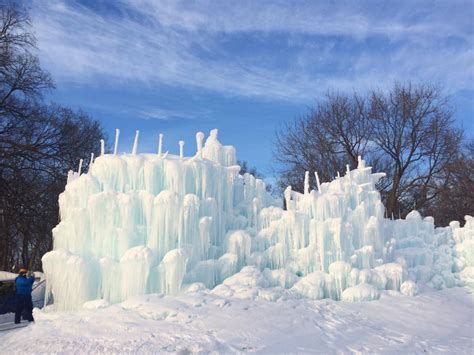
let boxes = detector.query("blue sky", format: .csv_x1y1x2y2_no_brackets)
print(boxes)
30,0,473,177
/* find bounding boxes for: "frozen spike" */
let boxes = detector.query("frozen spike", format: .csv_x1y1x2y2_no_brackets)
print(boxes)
132,130,139,155
210,128,218,139
100,139,105,156
77,159,83,175
113,128,120,155
304,171,310,195
196,132,204,159
179,140,185,159
162,150,169,159
284,185,292,210
158,133,164,156
337,171,341,179
314,171,321,194
88,153,94,172
346,164,350,175
357,155,365,169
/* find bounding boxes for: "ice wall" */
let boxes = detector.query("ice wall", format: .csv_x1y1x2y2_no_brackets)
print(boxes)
43,129,275,309
42,129,474,310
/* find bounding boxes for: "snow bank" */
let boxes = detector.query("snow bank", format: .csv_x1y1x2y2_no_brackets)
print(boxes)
400,281,419,296
341,283,380,302
42,129,474,310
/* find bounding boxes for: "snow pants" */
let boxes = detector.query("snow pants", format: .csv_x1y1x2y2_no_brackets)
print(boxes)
15,294,34,323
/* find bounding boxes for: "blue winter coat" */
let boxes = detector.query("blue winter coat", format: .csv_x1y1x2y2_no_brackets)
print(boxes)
15,275,34,295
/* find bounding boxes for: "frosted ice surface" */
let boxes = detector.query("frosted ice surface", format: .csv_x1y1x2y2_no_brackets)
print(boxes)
400,280,419,296
42,129,474,310
341,283,380,302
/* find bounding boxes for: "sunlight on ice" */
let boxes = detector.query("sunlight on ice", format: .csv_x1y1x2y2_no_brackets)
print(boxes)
42,129,474,310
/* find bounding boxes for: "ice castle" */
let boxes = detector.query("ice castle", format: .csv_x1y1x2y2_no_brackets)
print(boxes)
42,129,474,310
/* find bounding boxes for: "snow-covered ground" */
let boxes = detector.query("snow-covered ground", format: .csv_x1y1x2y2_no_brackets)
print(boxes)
1,287,472,353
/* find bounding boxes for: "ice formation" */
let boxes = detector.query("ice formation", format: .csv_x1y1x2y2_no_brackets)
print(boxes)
42,129,474,310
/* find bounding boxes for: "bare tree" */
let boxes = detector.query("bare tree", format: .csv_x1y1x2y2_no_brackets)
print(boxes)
0,2,106,270
274,82,464,221
422,141,474,226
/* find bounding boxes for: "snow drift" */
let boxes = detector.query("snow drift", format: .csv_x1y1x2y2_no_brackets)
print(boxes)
42,129,474,310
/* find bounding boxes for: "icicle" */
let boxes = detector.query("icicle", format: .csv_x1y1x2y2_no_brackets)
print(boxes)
132,130,139,155
314,171,321,194
179,140,185,160
284,186,292,210
158,133,164,156
346,164,350,175
88,153,94,172
113,128,120,155
337,171,341,179
196,132,204,159
304,171,310,195
77,159,83,175
100,139,105,156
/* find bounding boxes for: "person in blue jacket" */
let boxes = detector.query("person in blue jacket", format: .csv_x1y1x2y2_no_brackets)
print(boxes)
15,268,35,324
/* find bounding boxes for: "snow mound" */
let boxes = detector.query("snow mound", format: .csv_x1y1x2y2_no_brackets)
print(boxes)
341,283,380,302
83,299,110,310
400,281,419,296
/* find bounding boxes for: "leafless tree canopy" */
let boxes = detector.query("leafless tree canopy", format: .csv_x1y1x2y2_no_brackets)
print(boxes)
275,83,472,223
0,2,106,271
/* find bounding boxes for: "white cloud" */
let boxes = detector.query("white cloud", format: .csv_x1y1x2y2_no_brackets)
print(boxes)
31,0,474,101
139,107,209,121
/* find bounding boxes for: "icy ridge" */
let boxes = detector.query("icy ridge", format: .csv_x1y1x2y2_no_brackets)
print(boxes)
42,129,474,310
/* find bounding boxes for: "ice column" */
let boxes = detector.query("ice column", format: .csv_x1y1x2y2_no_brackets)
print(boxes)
158,133,163,156
179,140,184,159
114,128,120,155
132,130,139,155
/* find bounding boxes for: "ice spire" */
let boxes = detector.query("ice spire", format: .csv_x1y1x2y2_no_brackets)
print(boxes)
314,171,321,194
77,159,83,175
179,140,185,159
158,133,163,156
113,129,120,155
284,186,292,210
304,171,310,195
100,139,105,156
88,153,94,172
346,164,350,175
132,130,139,155
196,132,204,159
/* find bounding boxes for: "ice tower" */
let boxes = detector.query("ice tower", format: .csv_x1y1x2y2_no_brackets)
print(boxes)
42,129,474,310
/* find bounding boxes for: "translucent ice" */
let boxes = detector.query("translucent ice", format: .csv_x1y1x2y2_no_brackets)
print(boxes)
42,128,474,310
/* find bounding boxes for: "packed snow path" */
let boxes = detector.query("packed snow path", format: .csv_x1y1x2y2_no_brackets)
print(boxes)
1,287,472,353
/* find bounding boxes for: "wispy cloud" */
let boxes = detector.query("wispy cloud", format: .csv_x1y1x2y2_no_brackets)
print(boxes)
139,107,209,121
31,0,474,101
